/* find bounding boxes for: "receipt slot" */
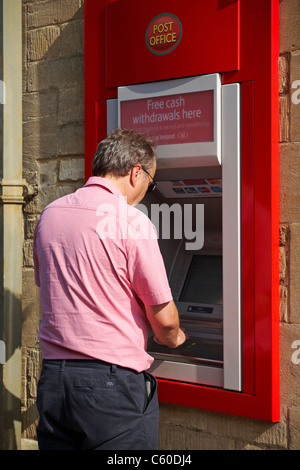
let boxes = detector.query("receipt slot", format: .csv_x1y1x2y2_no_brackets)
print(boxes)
84,0,280,421
118,74,241,391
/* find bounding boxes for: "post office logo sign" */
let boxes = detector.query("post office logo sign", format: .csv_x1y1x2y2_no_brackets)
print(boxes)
146,13,182,56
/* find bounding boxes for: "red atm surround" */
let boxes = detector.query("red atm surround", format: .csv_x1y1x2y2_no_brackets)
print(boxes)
84,0,280,422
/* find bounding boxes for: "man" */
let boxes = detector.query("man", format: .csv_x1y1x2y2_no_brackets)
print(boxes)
33,128,186,450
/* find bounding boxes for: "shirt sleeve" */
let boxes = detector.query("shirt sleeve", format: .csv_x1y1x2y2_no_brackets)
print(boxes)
126,212,173,306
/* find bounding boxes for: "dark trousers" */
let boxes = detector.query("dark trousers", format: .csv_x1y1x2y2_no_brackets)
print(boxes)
36,359,159,450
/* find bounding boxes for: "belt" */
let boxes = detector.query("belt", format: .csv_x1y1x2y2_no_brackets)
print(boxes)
42,359,136,373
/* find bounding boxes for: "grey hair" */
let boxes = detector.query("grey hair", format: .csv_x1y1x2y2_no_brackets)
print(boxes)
92,128,156,177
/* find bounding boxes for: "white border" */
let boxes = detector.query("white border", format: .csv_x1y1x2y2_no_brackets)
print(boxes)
222,83,242,391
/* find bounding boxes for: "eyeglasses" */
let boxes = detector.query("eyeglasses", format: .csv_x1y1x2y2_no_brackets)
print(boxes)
141,166,157,193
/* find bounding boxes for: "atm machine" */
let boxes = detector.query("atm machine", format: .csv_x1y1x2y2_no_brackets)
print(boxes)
84,0,280,422
117,73,241,391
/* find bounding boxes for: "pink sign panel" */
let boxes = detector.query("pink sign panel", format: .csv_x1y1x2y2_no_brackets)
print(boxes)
120,90,214,146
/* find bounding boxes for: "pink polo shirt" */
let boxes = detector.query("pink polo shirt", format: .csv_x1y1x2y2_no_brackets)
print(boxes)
33,177,173,372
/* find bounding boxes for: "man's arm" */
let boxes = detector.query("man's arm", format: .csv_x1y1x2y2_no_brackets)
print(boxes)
145,300,187,348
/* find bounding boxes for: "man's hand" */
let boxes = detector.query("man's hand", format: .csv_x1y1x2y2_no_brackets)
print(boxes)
145,301,188,349
154,327,187,348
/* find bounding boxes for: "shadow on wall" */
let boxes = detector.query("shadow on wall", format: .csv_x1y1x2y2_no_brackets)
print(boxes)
1,282,41,448
21,271,42,442
1,289,22,449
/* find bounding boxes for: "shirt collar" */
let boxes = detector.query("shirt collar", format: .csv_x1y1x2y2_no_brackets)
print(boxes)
84,176,124,198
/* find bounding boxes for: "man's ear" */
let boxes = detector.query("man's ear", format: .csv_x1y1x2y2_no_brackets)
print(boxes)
130,164,142,188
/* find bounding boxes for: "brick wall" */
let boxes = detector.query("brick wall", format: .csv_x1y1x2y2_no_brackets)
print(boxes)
21,0,300,449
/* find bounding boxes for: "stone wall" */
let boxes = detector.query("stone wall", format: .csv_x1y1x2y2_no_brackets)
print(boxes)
21,0,300,449
277,0,300,450
21,0,85,440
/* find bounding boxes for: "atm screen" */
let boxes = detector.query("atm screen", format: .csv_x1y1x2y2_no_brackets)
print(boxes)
179,255,223,305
